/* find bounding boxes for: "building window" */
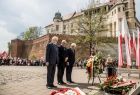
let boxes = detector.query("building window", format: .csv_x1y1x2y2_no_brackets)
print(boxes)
125,3,128,9
104,7,106,12
51,28,53,32
126,11,129,18
47,29,49,33
71,29,74,34
63,31,66,34
114,9,116,14
110,23,112,36
63,25,66,30
114,22,116,33
135,23,137,27
119,18,122,31
123,7,125,11
56,25,59,31
71,23,73,28
118,7,121,12
106,15,109,19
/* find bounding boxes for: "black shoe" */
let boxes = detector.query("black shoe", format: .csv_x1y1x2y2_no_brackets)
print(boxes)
47,86,52,89
46,85,53,89
70,81,75,83
51,85,57,88
46,84,57,89
67,81,71,84
61,81,66,85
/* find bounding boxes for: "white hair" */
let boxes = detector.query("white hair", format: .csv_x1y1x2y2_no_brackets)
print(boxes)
61,40,67,44
71,43,76,47
51,36,58,42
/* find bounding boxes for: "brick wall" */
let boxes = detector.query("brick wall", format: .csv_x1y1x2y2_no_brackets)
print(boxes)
10,34,89,60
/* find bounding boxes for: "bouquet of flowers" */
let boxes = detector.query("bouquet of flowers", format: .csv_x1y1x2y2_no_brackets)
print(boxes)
86,52,103,79
50,87,86,95
100,76,136,95
93,52,103,74
86,56,94,79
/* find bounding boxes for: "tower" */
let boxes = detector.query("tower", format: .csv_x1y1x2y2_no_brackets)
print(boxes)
53,11,62,22
125,0,136,33
53,11,63,33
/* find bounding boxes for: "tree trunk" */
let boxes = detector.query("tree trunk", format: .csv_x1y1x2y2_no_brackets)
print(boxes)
89,42,96,56
89,42,92,56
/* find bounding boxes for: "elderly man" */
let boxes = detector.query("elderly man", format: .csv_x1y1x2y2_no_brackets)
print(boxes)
45,36,59,89
66,43,76,83
57,40,67,85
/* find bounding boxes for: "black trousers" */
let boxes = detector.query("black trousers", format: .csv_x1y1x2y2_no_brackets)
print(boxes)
66,65,73,82
57,64,65,83
107,67,113,77
47,64,56,86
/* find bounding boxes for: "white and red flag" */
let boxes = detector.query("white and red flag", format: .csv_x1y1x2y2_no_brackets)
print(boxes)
122,18,132,67
118,31,123,67
132,32,137,59
136,28,140,67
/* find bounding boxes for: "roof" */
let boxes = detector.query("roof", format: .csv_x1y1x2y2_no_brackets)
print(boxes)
63,12,83,21
45,12,83,28
45,22,53,28
82,2,110,12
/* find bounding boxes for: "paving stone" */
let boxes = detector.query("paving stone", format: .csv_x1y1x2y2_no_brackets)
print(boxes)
0,66,140,95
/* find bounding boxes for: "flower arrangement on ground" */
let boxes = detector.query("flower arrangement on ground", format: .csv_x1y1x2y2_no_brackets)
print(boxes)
50,87,86,95
100,75,136,95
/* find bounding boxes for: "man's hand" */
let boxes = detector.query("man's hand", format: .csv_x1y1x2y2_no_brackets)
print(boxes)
65,57,68,62
46,62,49,66
67,62,69,66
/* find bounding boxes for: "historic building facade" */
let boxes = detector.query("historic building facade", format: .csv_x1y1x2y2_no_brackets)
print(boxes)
10,0,140,59
45,0,140,37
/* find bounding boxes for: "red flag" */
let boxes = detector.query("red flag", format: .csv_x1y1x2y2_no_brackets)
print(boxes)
136,28,140,67
118,32,123,67
1,51,8,58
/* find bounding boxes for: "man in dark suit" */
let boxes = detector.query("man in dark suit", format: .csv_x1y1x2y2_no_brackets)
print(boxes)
66,43,76,83
57,40,67,85
45,36,59,89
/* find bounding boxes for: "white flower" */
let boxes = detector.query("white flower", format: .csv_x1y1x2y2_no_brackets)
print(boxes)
117,76,123,81
123,78,126,82
64,90,77,95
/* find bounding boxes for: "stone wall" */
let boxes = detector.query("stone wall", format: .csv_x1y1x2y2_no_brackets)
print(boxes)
11,34,127,61
11,39,24,58
10,34,89,60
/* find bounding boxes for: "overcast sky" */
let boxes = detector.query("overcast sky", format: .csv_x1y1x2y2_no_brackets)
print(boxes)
0,0,140,52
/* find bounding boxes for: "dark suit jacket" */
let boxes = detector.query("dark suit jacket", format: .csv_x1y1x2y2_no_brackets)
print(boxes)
58,45,67,66
45,43,59,64
67,48,75,66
